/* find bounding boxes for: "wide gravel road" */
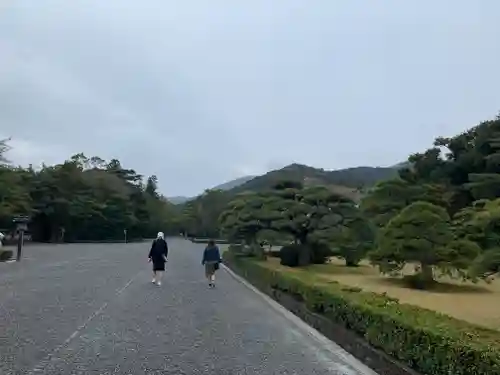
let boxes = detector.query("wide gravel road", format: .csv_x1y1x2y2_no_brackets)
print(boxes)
0,238,377,375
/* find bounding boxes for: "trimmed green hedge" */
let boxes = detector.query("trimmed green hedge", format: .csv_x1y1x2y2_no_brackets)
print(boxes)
224,252,500,375
189,238,230,244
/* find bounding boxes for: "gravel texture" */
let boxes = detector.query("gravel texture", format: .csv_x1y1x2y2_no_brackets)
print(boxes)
0,239,377,375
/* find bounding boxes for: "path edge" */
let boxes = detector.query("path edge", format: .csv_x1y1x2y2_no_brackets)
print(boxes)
222,263,380,375
222,262,420,375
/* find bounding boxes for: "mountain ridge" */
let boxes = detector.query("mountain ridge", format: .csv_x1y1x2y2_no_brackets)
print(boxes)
168,162,405,204
167,175,256,204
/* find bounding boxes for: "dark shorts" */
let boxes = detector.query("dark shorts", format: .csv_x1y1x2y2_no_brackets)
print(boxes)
153,261,165,272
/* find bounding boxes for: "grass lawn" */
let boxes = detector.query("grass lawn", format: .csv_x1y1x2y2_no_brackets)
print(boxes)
263,257,500,330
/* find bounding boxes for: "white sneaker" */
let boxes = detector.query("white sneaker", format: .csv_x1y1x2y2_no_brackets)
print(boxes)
156,281,162,286
152,279,156,284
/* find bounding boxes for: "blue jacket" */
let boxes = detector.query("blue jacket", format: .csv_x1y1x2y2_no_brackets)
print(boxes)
202,245,221,264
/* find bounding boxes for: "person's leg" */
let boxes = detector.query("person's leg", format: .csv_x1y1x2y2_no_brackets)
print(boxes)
205,264,215,287
156,271,164,285
152,270,157,283
208,264,216,287
205,264,211,285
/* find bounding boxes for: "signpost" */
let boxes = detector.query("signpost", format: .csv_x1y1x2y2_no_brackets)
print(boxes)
13,215,30,262
60,227,66,243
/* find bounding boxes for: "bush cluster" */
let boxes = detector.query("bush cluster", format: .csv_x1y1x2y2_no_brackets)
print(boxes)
279,244,303,266
225,252,500,375
190,238,230,244
279,242,332,267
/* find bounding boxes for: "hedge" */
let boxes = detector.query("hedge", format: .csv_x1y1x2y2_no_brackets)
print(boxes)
189,238,230,244
224,252,500,375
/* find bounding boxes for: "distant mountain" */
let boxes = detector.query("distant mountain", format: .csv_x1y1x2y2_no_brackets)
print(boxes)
211,175,256,191
168,196,191,204
167,175,255,204
228,163,398,199
390,161,411,169
170,162,404,204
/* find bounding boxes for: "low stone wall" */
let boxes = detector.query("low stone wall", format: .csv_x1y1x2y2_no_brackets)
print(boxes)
225,257,420,375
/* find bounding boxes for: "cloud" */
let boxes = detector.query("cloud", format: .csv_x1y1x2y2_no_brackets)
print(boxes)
1,0,500,196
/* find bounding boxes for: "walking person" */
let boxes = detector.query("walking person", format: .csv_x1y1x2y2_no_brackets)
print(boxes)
202,240,222,288
148,232,169,286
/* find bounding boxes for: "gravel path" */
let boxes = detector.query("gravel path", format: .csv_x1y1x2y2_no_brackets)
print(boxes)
0,239,378,375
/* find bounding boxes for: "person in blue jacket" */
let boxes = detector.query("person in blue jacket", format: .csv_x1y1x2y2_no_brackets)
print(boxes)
202,240,222,288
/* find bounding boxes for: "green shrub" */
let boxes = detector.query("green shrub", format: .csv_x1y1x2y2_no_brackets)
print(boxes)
280,243,331,267
224,253,500,375
0,249,13,261
309,242,332,264
279,244,302,267
191,238,230,244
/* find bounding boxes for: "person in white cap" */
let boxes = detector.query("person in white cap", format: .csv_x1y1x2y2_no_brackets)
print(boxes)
148,232,169,286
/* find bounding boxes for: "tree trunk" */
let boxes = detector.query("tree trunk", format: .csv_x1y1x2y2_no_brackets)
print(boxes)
405,263,436,290
421,263,434,283
345,259,359,267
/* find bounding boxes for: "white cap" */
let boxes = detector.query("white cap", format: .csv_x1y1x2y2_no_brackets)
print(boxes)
157,232,164,239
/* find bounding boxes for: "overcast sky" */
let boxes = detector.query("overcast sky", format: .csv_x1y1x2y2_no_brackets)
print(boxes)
1,1,500,196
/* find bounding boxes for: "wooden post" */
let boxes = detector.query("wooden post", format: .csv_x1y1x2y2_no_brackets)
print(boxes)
16,229,24,262
13,216,29,262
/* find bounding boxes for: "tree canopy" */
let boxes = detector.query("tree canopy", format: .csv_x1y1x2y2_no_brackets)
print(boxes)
219,181,371,265
215,112,500,284
0,144,180,242
360,113,500,284
370,202,479,284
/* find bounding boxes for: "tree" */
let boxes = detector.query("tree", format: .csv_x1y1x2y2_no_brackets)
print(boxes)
452,199,498,248
360,179,448,228
0,144,180,241
471,248,500,280
180,189,231,238
0,166,32,227
0,138,11,165
453,198,500,280
219,192,269,244
219,180,366,266
263,183,358,247
145,175,159,198
326,216,376,267
371,201,479,288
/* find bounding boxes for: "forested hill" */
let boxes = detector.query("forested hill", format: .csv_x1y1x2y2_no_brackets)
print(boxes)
212,175,256,190
229,163,398,195
177,163,401,238
169,163,399,204
167,176,256,204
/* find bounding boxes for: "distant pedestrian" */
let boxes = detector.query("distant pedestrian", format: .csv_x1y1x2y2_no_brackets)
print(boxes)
148,232,169,286
0,232,4,248
202,240,222,288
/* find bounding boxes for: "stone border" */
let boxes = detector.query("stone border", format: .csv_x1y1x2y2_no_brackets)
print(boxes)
224,258,421,375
